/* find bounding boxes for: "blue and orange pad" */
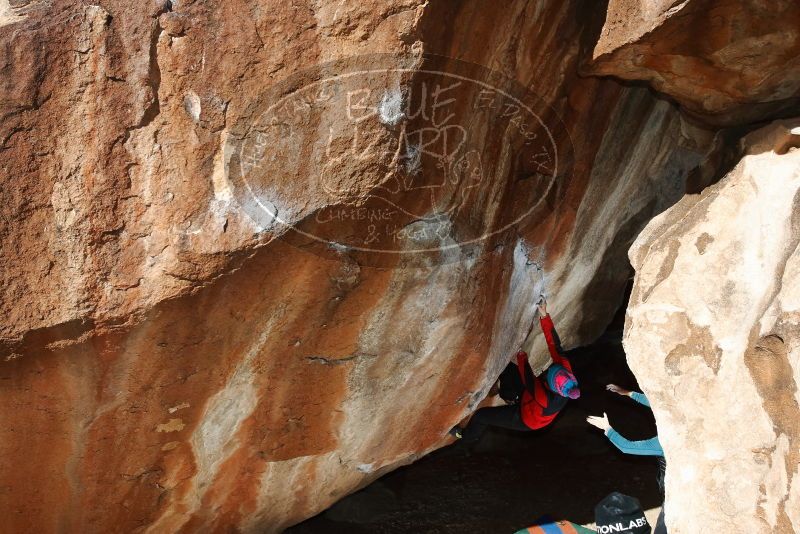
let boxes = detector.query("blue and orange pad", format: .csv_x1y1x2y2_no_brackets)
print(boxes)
514,516,596,534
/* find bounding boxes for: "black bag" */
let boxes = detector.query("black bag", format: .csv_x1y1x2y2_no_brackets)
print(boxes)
594,492,651,534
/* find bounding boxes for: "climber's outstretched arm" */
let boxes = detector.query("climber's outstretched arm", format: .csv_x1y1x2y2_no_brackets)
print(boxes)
607,385,652,408
630,391,651,408
606,429,663,456
538,298,572,372
587,413,664,456
514,350,537,392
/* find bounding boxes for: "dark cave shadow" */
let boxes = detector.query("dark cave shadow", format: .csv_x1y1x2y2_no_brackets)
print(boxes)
288,332,663,534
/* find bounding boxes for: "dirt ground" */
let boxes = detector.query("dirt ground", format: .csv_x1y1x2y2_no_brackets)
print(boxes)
288,327,663,534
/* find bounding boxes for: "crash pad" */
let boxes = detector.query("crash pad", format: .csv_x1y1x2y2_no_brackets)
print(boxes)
514,518,596,534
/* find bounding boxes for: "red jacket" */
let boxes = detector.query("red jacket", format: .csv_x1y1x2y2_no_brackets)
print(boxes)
515,314,573,430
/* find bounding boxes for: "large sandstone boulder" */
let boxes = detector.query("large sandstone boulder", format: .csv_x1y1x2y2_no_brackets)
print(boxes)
0,0,721,531
586,0,800,125
625,120,800,533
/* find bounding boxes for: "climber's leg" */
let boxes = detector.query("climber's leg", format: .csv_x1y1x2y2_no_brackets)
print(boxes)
459,405,528,444
498,363,525,403
653,508,667,534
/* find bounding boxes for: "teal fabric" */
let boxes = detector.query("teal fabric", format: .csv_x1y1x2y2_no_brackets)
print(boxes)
630,391,650,408
606,391,663,455
537,521,565,534
606,429,664,456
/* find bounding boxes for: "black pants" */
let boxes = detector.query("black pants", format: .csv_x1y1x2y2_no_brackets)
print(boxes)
498,362,528,403
654,457,667,533
462,364,530,444
654,508,666,534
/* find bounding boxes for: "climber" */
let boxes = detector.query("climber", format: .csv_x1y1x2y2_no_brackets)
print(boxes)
587,385,667,534
450,296,580,443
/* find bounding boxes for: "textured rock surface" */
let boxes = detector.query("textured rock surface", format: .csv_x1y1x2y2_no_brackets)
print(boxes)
625,120,800,533
587,0,800,125
0,0,721,532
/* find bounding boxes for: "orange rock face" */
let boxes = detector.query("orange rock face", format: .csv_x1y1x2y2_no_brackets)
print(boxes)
0,1,719,531
587,0,800,125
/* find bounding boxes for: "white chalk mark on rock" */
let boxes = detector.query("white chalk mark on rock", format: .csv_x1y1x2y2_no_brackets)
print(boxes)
184,90,201,122
356,463,374,473
378,89,404,126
